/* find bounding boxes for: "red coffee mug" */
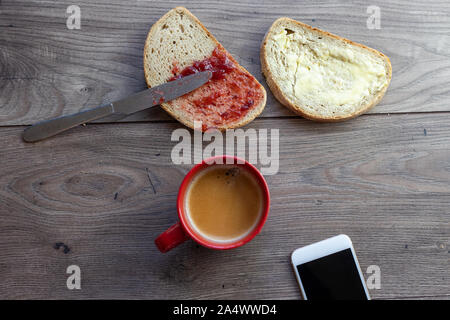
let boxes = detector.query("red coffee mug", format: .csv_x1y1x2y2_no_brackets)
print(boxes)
155,155,270,253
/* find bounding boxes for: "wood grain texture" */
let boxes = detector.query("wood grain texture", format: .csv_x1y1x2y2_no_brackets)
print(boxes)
0,114,448,299
1,0,450,125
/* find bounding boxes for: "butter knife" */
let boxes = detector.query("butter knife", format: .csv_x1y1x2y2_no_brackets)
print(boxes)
22,71,212,142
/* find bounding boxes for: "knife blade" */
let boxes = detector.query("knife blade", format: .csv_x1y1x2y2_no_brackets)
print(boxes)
22,71,212,142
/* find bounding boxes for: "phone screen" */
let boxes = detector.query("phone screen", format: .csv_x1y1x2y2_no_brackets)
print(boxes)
296,248,368,300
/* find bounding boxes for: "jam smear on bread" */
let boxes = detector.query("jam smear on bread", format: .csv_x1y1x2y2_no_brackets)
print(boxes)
168,46,264,131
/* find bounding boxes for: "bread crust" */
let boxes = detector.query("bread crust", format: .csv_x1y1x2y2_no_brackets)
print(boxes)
144,7,266,131
261,17,392,122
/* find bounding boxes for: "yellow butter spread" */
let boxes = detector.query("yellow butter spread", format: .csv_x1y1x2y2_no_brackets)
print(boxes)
272,29,388,106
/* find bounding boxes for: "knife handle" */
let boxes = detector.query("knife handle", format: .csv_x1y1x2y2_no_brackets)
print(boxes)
22,103,114,142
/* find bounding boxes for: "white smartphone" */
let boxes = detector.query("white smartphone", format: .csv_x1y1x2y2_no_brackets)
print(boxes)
291,234,370,300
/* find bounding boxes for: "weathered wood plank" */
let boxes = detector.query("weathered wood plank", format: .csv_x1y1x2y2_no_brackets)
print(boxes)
0,113,448,299
1,0,450,125
390,294,450,300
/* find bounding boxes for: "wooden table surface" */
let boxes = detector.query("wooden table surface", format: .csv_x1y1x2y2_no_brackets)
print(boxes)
0,0,449,299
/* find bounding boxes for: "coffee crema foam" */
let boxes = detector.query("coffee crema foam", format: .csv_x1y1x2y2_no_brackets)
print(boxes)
185,165,263,244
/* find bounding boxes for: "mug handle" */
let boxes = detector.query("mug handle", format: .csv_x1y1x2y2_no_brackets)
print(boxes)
155,221,191,253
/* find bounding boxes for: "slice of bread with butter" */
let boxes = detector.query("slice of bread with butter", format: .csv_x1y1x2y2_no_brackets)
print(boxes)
261,18,392,121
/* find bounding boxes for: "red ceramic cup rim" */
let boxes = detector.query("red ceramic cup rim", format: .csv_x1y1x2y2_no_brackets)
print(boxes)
177,155,270,250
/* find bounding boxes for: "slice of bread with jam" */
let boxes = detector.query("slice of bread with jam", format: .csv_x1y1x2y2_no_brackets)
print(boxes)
144,7,267,131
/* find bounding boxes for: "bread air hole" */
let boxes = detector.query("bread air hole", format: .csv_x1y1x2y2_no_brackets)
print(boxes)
285,28,295,35
162,24,168,30
179,24,185,33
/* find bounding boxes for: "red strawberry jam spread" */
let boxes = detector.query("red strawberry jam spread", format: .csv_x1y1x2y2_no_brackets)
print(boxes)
167,46,264,131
